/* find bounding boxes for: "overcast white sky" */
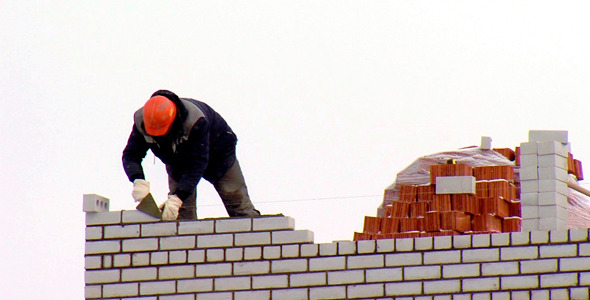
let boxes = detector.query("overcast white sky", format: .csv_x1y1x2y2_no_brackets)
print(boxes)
2,1,590,298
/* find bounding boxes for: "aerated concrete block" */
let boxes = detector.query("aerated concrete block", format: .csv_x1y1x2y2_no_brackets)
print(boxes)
520,142,538,155
538,154,568,169
435,176,476,194
529,130,568,144
537,140,569,157
481,136,492,150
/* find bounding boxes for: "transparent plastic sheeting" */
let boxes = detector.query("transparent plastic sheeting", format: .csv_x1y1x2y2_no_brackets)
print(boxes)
378,146,590,229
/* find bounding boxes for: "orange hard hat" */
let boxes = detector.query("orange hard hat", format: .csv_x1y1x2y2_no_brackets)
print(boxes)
143,95,177,136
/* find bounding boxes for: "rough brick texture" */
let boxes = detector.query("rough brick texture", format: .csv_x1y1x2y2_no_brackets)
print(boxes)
85,211,590,299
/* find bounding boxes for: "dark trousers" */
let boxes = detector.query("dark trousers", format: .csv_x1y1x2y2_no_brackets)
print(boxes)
168,159,260,220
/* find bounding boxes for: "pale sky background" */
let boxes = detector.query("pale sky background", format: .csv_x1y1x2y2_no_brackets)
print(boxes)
1,1,590,299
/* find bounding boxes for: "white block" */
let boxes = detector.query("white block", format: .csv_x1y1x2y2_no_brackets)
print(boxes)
538,154,568,169
83,194,110,212
520,180,539,193
347,254,384,269
520,154,538,168
538,192,568,206
519,167,538,181
272,230,314,245
178,220,214,234
234,232,271,246
347,283,385,298
521,206,539,219
232,261,269,276
537,140,569,157
215,218,252,233
538,217,568,231
529,130,568,144
161,236,197,250
538,166,568,181
435,176,476,194
538,179,569,195
481,136,492,150
521,219,538,231
253,216,295,231
539,205,568,220
520,193,539,206
520,142,538,155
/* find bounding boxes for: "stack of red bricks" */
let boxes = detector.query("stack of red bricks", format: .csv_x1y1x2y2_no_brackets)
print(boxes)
355,160,521,241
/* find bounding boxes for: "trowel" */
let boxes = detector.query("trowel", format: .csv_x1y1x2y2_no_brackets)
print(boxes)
136,193,162,219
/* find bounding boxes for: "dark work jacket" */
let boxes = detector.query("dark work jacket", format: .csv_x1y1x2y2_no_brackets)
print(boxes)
122,98,237,200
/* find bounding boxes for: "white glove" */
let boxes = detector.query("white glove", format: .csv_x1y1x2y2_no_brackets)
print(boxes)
161,194,183,220
132,179,150,202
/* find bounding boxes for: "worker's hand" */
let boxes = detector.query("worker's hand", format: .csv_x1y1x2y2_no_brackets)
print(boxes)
132,179,150,202
161,194,182,221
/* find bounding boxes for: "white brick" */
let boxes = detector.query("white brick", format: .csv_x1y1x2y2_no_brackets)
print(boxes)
195,263,232,277
233,261,270,275
366,267,403,282
310,286,346,299
234,232,270,246
462,248,499,262
443,263,480,278
491,233,510,246
570,287,589,299
538,154,568,170
225,248,243,261
272,288,308,299
214,276,250,291
104,225,140,239
244,247,262,260
560,257,590,271
150,251,168,265
328,270,364,284
85,240,120,254
252,275,289,289
520,142,538,155
501,275,538,290
113,254,131,267
462,277,500,292
500,246,538,260
86,227,103,240
537,140,568,156
122,238,158,252
424,250,461,264
235,290,270,300
282,244,300,257
263,245,281,260
519,166,538,180
415,236,433,250
549,230,569,243
540,244,577,258
159,265,194,279
404,265,441,280
570,228,589,242
581,243,590,256
121,210,159,224
187,249,205,263
85,285,101,299
309,256,345,271
141,222,177,237
178,220,214,234
160,294,193,300
121,267,157,282
161,236,196,250
253,216,295,231
581,272,590,285
386,252,422,266
215,218,251,233
300,243,319,257
423,279,461,294
531,290,549,300
272,230,314,244
453,235,472,248
358,240,377,253
385,281,422,296
520,180,538,193
520,154,538,168
102,283,138,297
290,272,326,287
436,176,476,194
196,234,232,248
132,253,150,266
539,217,568,231
193,292,232,299
83,194,110,213
482,261,518,275
521,217,538,231
540,273,578,287
177,278,213,293
102,255,112,268
85,269,120,284
347,283,385,298
434,235,453,249
85,256,102,270
348,254,384,269
395,238,414,251
529,130,568,144
472,234,491,247
531,230,549,244
510,231,530,245
511,290,531,300
319,242,337,256
139,280,175,295
538,192,568,206
550,289,570,300
169,250,187,263
271,258,308,273
376,239,395,252
520,259,558,273
337,241,356,255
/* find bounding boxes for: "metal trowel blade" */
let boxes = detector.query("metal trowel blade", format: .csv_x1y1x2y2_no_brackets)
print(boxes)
136,193,162,219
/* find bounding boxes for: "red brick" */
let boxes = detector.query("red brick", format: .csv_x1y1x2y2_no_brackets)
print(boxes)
399,185,418,202
472,214,502,232
424,211,441,232
479,197,510,218
502,217,522,232
493,148,516,161
410,201,429,217
417,185,435,201
515,147,521,166
363,216,382,234
430,195,452,212
399,218,419,232
440,211,472,233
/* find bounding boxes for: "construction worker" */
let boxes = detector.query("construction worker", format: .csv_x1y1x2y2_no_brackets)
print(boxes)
122,90,261,220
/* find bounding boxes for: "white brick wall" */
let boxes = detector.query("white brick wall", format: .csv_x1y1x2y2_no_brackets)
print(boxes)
84,213,590,299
